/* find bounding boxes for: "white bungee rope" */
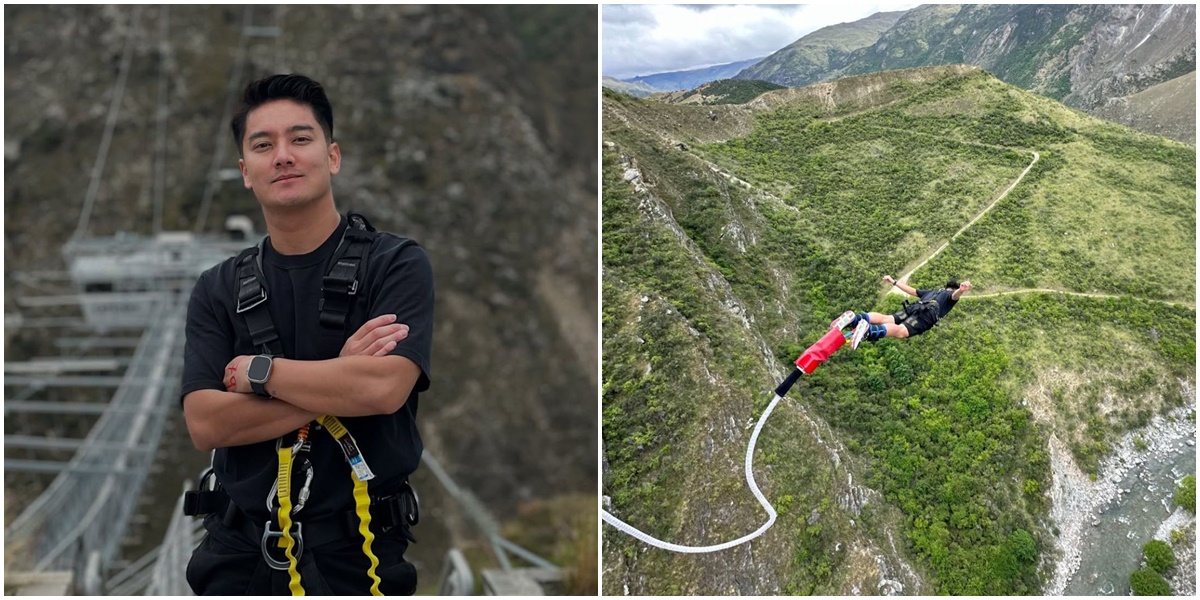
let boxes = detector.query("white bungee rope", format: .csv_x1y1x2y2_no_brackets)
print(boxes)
601,373,798,553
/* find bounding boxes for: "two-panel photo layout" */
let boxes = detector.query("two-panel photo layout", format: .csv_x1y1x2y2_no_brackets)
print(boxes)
1,3,1196,597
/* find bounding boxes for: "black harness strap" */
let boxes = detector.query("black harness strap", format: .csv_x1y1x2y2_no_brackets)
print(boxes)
317,213,377,359
233,212,385,360
902,297,942,328
235,241,284,357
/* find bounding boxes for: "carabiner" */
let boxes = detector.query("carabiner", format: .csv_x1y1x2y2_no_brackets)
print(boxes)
293,458,314,514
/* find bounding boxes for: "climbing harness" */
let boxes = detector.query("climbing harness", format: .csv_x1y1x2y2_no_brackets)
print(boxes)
601,327,846,553
185,211,419,594
900,296,942,328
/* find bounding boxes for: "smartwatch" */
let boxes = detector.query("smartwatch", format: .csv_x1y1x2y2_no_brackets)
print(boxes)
247,354,274,398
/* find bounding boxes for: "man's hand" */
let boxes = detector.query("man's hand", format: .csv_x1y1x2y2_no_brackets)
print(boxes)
960,281,972,291
883,275,896,285
225,355,252,394
341,314,410,357
221,316,409,397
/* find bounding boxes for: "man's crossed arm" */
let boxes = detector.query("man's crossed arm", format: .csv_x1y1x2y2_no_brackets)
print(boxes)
183,314,419,451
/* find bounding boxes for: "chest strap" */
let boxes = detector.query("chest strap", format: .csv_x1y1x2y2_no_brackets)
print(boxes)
317,213,377,359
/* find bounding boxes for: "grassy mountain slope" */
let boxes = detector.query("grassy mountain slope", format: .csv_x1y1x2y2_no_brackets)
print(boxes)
736,10,907,87
603,95,927,595
654,79,785,106
602,67,1195,594
1092,71,1197,145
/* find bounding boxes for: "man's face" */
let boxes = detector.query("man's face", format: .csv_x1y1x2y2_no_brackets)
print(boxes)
239,99,340,210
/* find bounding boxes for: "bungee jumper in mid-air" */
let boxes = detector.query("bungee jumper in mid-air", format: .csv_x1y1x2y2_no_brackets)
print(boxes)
836,275,971,349
601,276,972,553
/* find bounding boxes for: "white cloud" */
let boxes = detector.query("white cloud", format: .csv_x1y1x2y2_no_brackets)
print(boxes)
603,3,921,79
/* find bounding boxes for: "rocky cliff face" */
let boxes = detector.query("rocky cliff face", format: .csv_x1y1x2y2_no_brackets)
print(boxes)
744,4,1195,144
5,3,596,576
1061,4,1196,110
840,4,1196,109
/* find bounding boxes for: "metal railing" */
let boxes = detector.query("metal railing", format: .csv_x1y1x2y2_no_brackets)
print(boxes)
5,295,187,573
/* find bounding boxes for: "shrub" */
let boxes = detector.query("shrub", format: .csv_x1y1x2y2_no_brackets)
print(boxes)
1129,567,1171,596
1169,529,1185,545
1174,475,1195,514
1142,539,1176,574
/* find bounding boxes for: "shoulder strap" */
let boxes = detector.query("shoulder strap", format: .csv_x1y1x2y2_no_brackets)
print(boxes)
316,211,379,358
234,240,284,356
235,212,414,360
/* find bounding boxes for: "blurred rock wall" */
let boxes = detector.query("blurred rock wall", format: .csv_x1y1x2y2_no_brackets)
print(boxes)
4,3,597,571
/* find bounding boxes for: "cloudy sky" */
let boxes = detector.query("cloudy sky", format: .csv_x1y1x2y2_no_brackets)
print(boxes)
603,3,921,79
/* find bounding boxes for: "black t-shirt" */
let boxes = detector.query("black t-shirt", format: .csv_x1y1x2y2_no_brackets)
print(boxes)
915,288,958,319
181,216,434,522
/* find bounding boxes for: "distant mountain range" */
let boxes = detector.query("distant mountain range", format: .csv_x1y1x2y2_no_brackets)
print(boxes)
602,76,658,98
604,56,766,96
610,4,1194,143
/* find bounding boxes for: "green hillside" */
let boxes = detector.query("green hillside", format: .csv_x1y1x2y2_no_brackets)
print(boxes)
602,68,1195,595
666,78,785,105
737,10,907,87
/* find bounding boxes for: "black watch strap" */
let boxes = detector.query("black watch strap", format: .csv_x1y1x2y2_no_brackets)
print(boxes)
252,379,270,398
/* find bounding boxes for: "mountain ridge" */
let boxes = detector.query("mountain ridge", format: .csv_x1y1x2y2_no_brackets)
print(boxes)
738,4,1195,144
736,10,907,87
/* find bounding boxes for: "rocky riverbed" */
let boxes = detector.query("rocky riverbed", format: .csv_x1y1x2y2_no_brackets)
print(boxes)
1046,403,1196,595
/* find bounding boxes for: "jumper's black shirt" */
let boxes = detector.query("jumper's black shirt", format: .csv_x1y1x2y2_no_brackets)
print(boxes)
915,288,959,319
181,217,433,523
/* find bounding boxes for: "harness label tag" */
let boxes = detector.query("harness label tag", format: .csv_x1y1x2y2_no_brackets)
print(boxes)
319,415,376,481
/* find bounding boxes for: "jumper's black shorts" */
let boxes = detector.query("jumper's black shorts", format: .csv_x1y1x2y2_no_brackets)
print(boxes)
890,308,935,337
186,514,417,596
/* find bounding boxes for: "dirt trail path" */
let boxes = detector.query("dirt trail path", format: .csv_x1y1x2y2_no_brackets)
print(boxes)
963,288,1194,309
893,149,1040,289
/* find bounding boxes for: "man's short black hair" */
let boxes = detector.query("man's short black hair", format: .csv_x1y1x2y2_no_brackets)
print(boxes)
945,279,959,289
230,74,334,155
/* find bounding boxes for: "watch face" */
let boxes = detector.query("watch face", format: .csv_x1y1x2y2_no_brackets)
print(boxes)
247,356,271,382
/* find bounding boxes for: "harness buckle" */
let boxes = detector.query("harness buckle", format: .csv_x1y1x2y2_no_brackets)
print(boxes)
399,481,420,527
236,282,268,314
261,521,304,571
182,468,222,517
